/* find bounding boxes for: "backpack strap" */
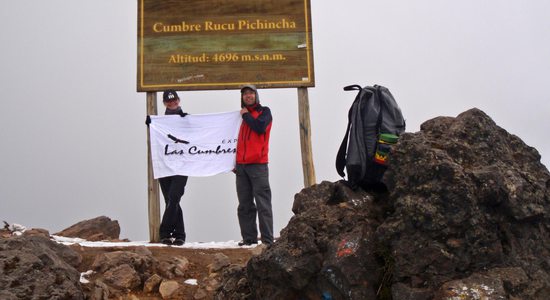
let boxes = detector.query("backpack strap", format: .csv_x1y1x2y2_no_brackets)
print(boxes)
343,85,362,91
374,85,385,136
336,85,363,178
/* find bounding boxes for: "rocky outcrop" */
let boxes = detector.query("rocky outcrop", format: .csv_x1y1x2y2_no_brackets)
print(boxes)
0,235,84,299
0,223,249,299
380,108,550,299
216,264,253,300
55,216,121,241
86,248,157,298
217,108,550,299
83,247,236,298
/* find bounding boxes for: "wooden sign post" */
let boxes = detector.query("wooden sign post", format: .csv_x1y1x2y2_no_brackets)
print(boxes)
298,87,316,187
146,92,160,242
139,0,315,242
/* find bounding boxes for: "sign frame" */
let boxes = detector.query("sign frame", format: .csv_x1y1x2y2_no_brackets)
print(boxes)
137,0,315,91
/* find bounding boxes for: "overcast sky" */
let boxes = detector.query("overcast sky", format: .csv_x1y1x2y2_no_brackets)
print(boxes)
1,1,549,242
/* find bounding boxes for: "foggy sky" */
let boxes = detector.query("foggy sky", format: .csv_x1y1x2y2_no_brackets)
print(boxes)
1,1,549,242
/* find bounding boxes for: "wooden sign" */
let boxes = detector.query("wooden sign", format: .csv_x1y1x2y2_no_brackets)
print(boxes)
137,0,315,91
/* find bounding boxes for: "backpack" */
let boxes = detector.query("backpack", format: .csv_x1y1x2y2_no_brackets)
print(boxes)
335,84,406,190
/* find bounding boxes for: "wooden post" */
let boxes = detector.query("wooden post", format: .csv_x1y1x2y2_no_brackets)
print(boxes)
146,92,161,243
297,87,316,187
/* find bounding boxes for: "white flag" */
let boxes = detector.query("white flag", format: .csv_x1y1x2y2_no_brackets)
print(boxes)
149,111,241,178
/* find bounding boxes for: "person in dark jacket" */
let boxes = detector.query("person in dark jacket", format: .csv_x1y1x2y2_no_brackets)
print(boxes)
235,85,274,246
156,89,188,246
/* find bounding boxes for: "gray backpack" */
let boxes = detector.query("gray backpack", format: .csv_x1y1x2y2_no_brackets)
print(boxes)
336,84,406,190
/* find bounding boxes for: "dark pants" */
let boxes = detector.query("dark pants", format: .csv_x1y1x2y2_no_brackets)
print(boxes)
159,175,188,240
236,163,273,244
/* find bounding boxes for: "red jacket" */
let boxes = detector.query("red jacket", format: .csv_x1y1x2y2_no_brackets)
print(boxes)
237,104,272,164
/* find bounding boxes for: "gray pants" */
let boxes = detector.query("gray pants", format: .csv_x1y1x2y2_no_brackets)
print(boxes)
236,163,273,244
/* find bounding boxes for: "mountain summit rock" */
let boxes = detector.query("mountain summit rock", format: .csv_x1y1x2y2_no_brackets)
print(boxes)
54,216,121,241
217,108,550,300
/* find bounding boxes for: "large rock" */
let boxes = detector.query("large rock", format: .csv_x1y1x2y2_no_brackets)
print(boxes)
0,235,84,299
55,216,120,241
245,181,383,299
215,264,252,300
381,108,550,299
217,108,550,299
157,256,190,279
91,249,155,275
143,274,163,293
159,280,182,299
103,264,141,290
209,253,231,273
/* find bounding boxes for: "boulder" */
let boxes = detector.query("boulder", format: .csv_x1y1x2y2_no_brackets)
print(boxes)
203,273,221,292
246,181,382,299
217,108,550,299
143,274,163,293
91,280,110,300
103,264,141,290
434,272,507,299
215,264,252,300
381,108,550,298
209,253,231,273
91,249,156,285
0,235,84,299
158,256,190,279
23,227,50,238
159,280,181,299
55,216,120,241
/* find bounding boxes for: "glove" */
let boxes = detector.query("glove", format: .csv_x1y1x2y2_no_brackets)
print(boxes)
145,115,151,126
179,111,188,117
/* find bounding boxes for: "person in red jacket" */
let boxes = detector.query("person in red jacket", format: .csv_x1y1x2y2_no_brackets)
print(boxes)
235,85,274,246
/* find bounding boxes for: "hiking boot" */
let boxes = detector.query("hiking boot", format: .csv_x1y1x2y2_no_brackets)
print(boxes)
173,239,185,246
238,240,258,246
160,238,172,245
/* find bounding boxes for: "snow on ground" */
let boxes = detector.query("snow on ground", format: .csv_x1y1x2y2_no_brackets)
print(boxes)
51,235,258,249
5,223,259,249
80,270,94,284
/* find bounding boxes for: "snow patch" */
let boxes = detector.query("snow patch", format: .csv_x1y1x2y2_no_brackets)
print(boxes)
80,270,94,284
51,235,252,249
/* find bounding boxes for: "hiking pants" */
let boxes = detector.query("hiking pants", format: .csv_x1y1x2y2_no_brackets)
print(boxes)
236,163,273,244
159,175,188,240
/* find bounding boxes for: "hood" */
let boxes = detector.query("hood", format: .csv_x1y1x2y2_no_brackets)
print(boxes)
240,84,260,107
